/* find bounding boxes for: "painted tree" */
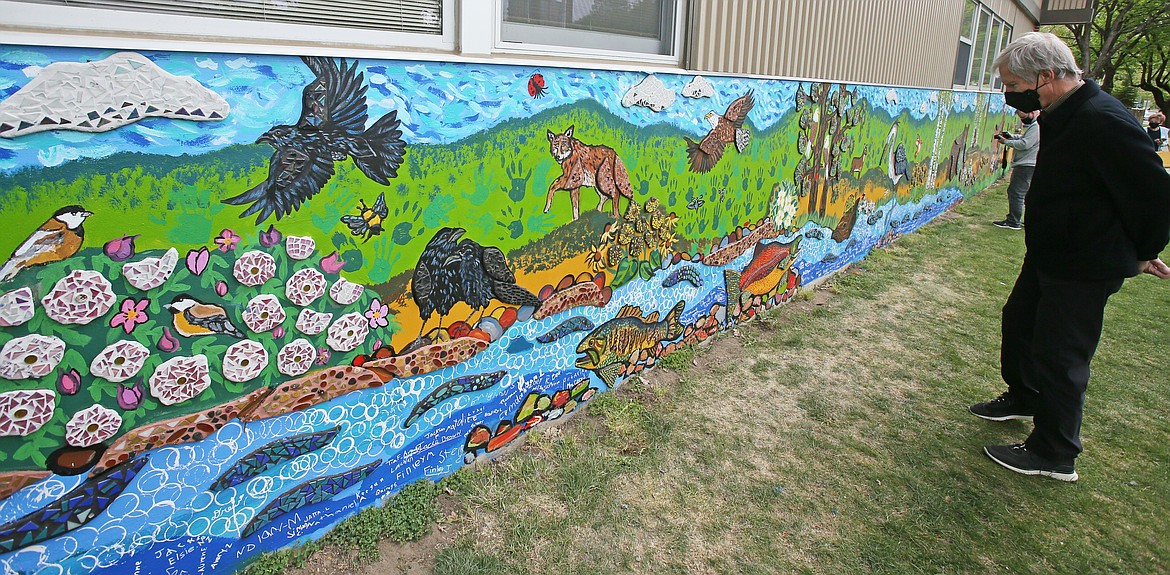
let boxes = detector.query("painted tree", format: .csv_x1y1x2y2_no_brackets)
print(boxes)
793,82,865,216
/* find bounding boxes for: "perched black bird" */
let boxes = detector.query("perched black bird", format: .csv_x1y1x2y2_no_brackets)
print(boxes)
412,228,466,338
223,56,406,224
452,238,543,322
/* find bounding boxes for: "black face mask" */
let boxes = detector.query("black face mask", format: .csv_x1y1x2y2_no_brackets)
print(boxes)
1151,123,1162,129
1004,75,1048,113
1021,117,1035,125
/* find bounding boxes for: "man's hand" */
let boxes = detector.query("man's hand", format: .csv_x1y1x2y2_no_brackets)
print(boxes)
1138,258,1170,279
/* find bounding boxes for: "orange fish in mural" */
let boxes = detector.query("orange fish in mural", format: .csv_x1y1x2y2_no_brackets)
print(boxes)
738,237,801,296
0,205,91,283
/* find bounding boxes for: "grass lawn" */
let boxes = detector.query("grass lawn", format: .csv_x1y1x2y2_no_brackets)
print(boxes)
271,180,1170,575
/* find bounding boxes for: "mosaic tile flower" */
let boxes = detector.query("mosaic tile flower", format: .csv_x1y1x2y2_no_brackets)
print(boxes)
285,236,316,261
0,287,36,327
295,308,333,336
148,355,211,406
233,250,277,287
329,278,364,306
109,298,150,335
285,268,328,307
65,404,122,447
277,339,317,376
90,340,150,382
0,389,56,437
41,269,116,325
364,298,389,329
242,294,286,333
0,334,67,380
123,247,178,291
222,340,268,383
215,228,240,252
327,312,370,352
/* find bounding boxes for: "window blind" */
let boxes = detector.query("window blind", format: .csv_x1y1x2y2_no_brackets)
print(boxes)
15,0,443,35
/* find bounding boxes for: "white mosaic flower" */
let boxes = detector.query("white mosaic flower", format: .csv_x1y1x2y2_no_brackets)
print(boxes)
89,340,150,382
41,269,117,325
277,339,317,376
242,294,286,333
0,287,36,327
222,340,269,383
64,404,122,447
0,334,67,380
0,389,56,437
123,247,178,291
148,355,211,406
329,277,364,306
285,268,328,307
326,312,369,352
232,250,277,287
285,236,316,261
295,308,333,336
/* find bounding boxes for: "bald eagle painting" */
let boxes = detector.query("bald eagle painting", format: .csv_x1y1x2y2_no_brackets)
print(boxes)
684,90,755,173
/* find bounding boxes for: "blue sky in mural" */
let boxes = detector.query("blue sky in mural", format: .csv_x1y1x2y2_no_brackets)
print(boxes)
0,45,974,174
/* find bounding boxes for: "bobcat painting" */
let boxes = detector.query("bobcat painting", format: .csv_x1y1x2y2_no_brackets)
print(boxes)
545,126,635,220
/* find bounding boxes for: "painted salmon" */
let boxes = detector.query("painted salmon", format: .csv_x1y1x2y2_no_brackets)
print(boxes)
536,316,595,344
575,300,685,386
404,370,506,428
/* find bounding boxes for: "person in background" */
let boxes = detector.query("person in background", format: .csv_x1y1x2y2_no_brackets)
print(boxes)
1147,112,1167,151
992,109,1040,230
969,32,1170,482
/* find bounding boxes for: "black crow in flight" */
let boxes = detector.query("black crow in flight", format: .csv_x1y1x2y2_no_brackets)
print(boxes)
223,56,406,224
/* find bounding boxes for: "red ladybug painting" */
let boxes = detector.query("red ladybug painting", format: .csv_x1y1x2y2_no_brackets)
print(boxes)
527,73,547,98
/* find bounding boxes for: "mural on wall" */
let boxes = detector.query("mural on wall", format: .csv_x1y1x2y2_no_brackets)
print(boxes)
0,45,1009,574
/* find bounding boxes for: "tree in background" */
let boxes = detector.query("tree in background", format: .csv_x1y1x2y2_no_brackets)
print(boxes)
1053,0,1170,93
1137,25,1170,112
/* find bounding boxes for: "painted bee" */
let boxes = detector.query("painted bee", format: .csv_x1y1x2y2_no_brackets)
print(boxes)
341,192,388,242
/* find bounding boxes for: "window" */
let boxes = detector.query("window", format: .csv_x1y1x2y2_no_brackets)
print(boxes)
953,0,1012,90
498,0,683,62
2,0,453,52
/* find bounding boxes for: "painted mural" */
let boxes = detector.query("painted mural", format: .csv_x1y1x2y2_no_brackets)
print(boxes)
0,45,1009,574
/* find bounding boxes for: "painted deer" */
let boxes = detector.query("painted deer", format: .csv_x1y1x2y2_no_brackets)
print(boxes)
850,144,869,177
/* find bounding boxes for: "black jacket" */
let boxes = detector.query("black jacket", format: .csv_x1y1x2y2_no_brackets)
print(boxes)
1026,80,1170,280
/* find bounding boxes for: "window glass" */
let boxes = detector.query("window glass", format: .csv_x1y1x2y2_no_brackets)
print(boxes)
970,8,987,87
954,41,973,86
500,0,678,56
984,19,1002,87
961,0,977,40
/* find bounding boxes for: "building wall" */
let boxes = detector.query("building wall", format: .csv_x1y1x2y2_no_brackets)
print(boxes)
0,44,1009,574
687,0,1037,87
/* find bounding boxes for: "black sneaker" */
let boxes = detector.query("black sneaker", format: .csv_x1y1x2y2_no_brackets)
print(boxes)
969,392,1034,422
984,443,1078,482
992,220,1022,230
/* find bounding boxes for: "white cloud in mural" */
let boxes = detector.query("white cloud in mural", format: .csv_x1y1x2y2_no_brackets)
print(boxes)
885,88,899,105
622,74,675,112
195,57,219,71
920,100,932,115
682,76,714,99
0,52,230,139
225,57,256,70
930,91,939,102
37,144,83,167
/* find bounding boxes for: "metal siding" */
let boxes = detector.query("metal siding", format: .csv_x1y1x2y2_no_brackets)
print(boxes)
687,0,1043,89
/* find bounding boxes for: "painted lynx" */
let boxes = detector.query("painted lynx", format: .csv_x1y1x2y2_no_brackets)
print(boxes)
545,126,635,220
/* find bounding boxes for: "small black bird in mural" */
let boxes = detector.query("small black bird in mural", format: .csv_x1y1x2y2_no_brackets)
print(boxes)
164,294,245,338
223,56,406,224
451,238,542,322
684,90,755,173
0,205,92,283
340,192,388,242
412,228,467,338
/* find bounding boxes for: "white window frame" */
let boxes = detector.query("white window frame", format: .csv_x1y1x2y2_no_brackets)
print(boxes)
0,0,455,58
491,0,686,66
953,1,1012,92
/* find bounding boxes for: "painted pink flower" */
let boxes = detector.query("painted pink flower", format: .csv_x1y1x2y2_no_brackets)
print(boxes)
214,229,240,253
320,251,345,274
157,327,181,353
259,224,283,248
116,381,144,410
110,298,150,334
186,247,210,275
364,298,389,329
57,368,81,395
215,281,229,297
65,404,121,447
316,347,331,365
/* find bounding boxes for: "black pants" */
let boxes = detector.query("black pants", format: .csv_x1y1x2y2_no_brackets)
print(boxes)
1000,258,1124,463
1005,165,1033,226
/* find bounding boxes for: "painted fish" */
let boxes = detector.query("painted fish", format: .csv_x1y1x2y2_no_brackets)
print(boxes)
804,228,824,240
536,316,596,344
866,209,884,225
661,265,702,288
210,427,341,491
575,300,685,386
739,237,801,296
506,337,534,353
240,460,381,539
404,370,506,428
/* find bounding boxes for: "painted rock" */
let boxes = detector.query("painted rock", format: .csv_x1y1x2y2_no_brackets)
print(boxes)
243,365,385,421
532,281,611,320
365,336,489,379
701,218,779,266
47,444,106,476
0,471,51,500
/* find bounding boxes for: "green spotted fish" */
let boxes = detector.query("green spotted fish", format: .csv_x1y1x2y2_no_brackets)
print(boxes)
575,300,685,386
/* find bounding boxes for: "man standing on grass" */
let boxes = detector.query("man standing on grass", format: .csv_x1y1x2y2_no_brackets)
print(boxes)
969,32,1170,482
992,108,1040,231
